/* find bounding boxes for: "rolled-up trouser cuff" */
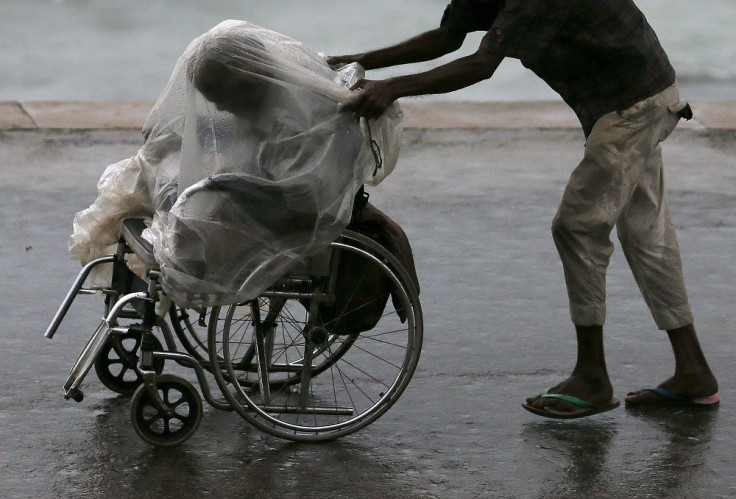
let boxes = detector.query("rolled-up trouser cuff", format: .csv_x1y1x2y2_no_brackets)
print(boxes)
570,302,606,327
652,304,694,331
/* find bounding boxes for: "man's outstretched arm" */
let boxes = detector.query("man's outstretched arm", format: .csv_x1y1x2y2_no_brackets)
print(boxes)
345,48,503,119
326,28,465,70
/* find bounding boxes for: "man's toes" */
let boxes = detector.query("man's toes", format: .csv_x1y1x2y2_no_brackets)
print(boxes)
530,397,571,411
625,389,655,404
526,396,541,406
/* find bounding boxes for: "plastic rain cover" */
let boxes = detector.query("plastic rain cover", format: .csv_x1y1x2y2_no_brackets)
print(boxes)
69,20,403,308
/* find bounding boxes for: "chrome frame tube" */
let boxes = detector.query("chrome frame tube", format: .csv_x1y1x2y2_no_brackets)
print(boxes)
106,292,151,324
45,255,116,339
152,351,231,411
61,291,148,400
260,290,330,301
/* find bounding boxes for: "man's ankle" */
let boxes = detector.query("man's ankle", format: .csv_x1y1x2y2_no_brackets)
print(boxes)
569,369,611,386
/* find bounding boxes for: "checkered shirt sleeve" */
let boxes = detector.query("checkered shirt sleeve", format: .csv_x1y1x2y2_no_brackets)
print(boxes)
480,0,572,61
440,0,500,36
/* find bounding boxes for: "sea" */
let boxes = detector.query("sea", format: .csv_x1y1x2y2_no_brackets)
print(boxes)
1,0,735,102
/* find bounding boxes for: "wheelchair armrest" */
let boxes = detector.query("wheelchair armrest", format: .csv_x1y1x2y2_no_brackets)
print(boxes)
120,217,159,269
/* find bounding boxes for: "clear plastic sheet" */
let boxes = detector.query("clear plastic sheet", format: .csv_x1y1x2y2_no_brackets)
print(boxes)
68,132,180,287
69,20,403,307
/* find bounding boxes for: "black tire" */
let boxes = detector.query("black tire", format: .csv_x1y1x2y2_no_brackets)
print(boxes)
208,231,423,441
94,330,165,396
130,374,202,447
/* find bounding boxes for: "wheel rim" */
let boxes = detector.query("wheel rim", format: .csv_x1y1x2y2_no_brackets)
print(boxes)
209,235,423,441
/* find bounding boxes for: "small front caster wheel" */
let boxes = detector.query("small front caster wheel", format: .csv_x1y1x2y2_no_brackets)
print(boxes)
94,331,165,396
130,374,202,447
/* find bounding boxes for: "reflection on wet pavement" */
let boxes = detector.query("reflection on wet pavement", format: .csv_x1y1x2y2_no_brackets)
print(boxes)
3,129,735,497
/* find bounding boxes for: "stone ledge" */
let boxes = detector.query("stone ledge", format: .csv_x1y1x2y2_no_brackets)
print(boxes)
16,101,154,130
0,101,36,129
2,100,735,131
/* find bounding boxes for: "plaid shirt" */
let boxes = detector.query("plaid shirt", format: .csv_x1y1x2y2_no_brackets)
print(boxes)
441,0,676,136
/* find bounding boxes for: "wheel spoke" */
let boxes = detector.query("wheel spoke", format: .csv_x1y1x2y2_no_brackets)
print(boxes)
143,411,162,429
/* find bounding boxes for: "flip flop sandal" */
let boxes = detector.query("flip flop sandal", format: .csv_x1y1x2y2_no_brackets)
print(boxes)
522,388,621,419
625,387,720,407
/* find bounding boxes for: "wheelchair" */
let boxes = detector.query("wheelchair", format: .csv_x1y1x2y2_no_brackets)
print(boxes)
46,213,423,446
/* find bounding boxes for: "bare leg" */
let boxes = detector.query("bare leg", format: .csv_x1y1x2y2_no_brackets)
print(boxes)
625,324,718,404
525,325,615,413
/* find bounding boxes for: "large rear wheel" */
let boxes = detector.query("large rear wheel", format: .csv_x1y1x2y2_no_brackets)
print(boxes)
207,232,423,441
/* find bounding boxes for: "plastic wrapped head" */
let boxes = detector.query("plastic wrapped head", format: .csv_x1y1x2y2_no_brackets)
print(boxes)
190,35,275,116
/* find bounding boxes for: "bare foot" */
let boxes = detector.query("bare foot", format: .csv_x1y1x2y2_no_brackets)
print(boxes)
525,373,615,414
525,325,617,417
625,372,719,406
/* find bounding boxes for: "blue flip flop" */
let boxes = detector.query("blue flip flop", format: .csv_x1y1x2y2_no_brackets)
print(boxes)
522,388,621,419
625,387,720,407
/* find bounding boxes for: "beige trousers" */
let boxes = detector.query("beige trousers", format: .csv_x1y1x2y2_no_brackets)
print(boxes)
552,83,693,330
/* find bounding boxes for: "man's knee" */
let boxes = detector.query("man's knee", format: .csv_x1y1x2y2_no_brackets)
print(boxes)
616,215,667,251
552,211,618,267
551,212,581,246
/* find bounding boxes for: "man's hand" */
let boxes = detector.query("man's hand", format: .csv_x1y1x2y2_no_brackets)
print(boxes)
325,55,357,67
341,49,503,120
344,79,397,120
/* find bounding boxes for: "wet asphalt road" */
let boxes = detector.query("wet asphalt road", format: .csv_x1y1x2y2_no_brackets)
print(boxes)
1,127,735,498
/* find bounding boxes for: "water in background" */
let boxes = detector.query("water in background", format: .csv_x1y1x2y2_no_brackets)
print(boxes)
1,0,735,102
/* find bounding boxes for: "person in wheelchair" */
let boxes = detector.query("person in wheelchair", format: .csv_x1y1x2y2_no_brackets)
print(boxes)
158,34,364,307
